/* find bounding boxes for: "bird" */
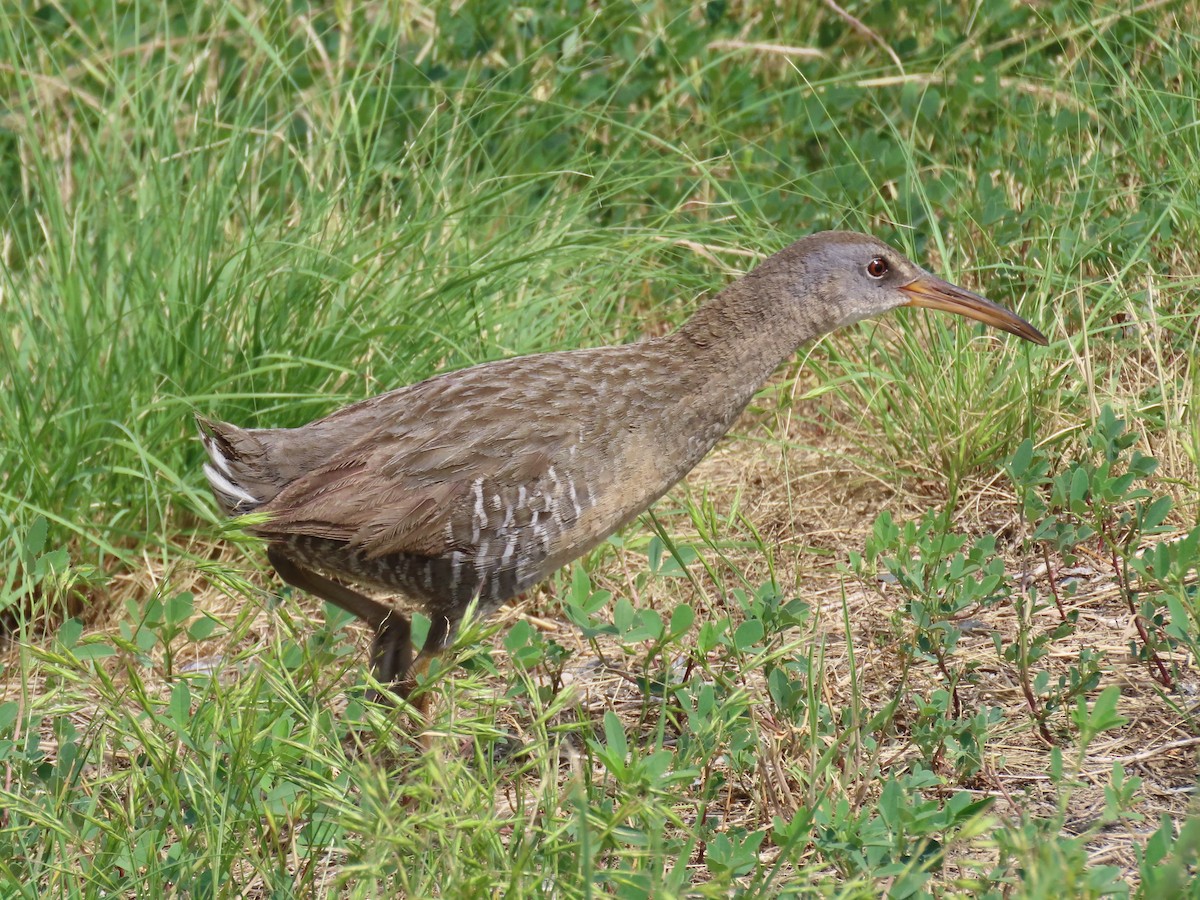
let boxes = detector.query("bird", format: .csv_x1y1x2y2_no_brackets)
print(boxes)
197,230,1047,710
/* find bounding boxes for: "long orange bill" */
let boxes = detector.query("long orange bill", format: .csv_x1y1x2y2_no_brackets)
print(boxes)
900,273,1048,345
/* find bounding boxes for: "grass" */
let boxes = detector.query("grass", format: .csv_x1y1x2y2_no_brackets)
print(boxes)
2,0,1199,896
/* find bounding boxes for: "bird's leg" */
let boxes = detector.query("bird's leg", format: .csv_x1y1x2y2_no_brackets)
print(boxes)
264,546,455,718
267,545,417,705
366,615,413,704
266,545,396,627
383,614,453,717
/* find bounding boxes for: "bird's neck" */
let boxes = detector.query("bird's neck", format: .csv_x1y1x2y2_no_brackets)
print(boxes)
647,263,839,471
669,262,837,396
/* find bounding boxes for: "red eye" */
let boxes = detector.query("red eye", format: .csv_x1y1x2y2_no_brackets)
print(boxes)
867,257,889,278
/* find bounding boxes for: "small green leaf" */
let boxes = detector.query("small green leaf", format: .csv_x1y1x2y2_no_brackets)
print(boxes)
167,681,191,726
165,592,194,627
0,701,18,735
188,616,218,641
24,516,49,559
57,618,83,651
1093,685,1127,730
75,638,116,662
603,710,627,762
411,612,430,650
1141,495,1173,532
668,603,694,638
1075,685,1127,739
135,626,157,654
1006,438,1033,480
1069,466,1090,513
733,619,763,651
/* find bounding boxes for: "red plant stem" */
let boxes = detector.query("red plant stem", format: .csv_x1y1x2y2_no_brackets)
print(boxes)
1041,545,1067,620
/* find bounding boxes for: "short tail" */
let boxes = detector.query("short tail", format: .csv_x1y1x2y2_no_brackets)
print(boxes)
195,414,269,516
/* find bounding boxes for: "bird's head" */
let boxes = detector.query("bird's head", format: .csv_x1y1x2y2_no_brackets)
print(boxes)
788,231,1048,345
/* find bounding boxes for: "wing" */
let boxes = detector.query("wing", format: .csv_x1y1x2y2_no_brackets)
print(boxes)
253,356,581,561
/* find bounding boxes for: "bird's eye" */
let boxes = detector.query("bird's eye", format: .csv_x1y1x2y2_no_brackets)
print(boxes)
866,257,889,278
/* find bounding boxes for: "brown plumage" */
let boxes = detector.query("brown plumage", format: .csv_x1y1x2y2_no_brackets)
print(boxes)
198,231,1047,706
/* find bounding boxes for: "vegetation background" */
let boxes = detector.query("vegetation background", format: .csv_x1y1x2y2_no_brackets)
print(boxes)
1,0,1198,895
